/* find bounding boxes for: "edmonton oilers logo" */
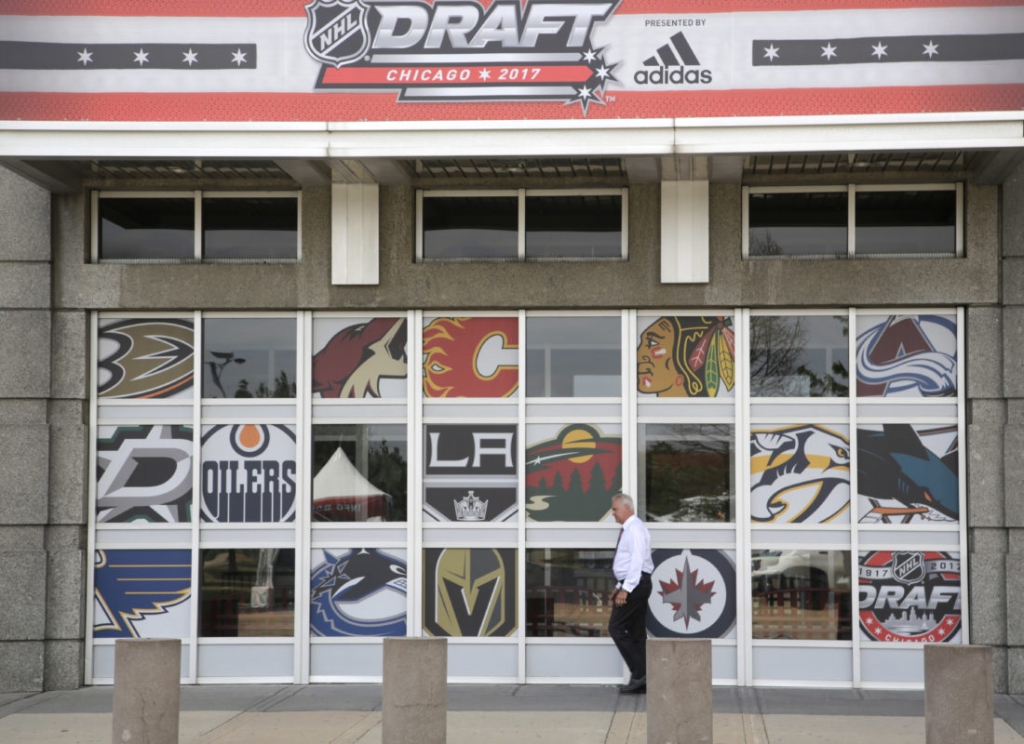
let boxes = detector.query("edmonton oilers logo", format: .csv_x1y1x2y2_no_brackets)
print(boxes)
228,424,272,457
304,0,371,67
201,424,297,523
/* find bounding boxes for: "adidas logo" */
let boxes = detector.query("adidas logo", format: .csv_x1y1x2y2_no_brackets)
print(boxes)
634,31,713,85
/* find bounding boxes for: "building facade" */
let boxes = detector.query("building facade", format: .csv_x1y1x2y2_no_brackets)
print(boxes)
1,0,1024,692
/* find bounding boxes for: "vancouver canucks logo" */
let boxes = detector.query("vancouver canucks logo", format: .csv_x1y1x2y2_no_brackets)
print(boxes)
647,549,736,638
304,0,371,68
310,549,407,636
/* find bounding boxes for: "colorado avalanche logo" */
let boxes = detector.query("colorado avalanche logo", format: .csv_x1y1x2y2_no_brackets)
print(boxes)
310,549,407,636
859,551,961,643
304,0,371,68
648,549,736,638
856,314,957,397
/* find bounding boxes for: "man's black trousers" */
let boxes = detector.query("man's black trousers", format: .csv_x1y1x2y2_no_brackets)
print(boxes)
607,573,652,681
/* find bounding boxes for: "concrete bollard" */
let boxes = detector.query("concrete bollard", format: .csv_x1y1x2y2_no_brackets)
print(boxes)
382,637,447,744
925,644,993,744
647,638,712,744
111,638,181,744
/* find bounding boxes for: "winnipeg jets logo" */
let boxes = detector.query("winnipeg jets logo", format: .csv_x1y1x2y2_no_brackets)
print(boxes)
647,549,736,638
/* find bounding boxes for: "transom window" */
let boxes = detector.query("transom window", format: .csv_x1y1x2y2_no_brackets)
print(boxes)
417,189,627,261
92,191,300,262
743,184,961,259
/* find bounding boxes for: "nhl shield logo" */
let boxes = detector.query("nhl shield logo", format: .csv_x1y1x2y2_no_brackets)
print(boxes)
304,0,371,68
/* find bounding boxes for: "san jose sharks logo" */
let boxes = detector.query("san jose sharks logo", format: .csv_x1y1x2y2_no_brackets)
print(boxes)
310,548,407,636
93,549,191,638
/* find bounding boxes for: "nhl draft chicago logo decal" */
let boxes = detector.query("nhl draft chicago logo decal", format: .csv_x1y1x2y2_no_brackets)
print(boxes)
647,549,736,639
859,551,961,643
302,0,621,112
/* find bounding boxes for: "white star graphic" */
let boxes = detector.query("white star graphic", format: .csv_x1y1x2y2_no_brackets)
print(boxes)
478,68,491,81
923,40,939,58
582,49,597,63
871,42,888,59
231,49,247,66
77,49,93,66
133,49,149,66
595,65,610,80
763,44,779,61
577,85,592,100
183,49,198,66
821,42,837,60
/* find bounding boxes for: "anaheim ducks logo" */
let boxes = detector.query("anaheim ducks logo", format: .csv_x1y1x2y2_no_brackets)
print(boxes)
423,317,519,398
424,548,517,637
97,319,194,399
750,424,850,523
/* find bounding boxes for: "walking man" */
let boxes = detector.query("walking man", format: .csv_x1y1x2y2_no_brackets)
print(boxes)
609,492,653,693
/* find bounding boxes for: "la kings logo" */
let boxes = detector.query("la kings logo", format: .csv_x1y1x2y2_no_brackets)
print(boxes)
303,0,621,112
634,31,712,86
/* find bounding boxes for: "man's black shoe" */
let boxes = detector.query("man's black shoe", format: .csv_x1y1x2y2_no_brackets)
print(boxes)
618,676,646,694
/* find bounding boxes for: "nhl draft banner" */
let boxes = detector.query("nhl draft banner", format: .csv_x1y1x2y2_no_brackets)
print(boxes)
1,1,1023,121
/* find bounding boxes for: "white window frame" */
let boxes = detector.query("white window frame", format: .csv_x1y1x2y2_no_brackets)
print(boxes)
742,183,962,260
416,188,628,262
91,190,302,263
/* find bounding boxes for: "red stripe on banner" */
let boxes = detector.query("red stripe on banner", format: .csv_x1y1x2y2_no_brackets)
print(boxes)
2,0,1021,17
320,65,594,85
1,86,1023,121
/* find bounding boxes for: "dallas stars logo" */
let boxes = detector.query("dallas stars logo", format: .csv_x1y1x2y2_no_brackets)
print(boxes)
658,554,716,628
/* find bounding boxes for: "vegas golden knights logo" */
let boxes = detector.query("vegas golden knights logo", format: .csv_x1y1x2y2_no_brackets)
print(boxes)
423,548,517,637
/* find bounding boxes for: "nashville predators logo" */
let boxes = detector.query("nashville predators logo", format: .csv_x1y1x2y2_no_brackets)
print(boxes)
424,548,517,637
97,319,194,399
423,317,519,398
750,424,850,523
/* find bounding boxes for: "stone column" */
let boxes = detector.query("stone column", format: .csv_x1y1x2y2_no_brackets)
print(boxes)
111,639,181,744
647,638,713,744
925,644,993,744
382,637,447,744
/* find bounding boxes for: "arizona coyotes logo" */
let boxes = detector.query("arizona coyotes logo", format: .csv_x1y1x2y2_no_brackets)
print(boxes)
423,317,518,398
312,318,407,398
424,548,517,637
860,551,961,643
97,319,194,399
305,0,371,67
750,424,850,523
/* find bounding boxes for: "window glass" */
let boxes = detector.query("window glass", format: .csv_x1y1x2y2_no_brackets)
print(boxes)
748,192,847,257
312,424,407,522
639,423,733,522
749,315,849,397
526,316,621,397
525,548,614,637
750,424,850,524
525,194,622,258
99,197,194,260
856,190,956,256
422,196,518,259
203,197,298,260
200,548,295,637
202,317,297,398
312,317,408,399
751,549,851,640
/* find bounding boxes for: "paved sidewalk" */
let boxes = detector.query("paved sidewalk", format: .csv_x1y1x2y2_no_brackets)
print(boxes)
3,684,1024,743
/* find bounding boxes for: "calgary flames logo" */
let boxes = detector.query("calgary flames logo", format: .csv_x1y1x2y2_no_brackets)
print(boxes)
422,317,518,398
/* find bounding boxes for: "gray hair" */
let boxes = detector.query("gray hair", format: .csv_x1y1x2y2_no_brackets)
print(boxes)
612,493,634,510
